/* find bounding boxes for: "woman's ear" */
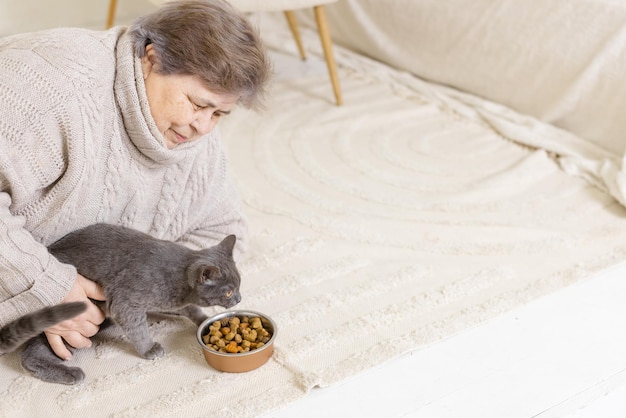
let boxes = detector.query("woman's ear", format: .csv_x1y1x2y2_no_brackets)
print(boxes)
141,44,157,79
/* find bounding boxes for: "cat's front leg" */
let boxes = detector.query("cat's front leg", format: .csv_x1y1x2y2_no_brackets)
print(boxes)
176,305,208,326
110,305,164,360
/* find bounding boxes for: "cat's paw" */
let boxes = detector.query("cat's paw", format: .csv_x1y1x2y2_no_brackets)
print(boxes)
34,366,85,385
193,314,208,326
22,355,86,385
142,342,165,360
59,367,86,385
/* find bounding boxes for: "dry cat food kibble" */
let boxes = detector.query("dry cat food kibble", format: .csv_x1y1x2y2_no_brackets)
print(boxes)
201,315,271,353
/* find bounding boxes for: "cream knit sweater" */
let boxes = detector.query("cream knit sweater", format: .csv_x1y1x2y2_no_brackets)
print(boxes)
0,27,248,326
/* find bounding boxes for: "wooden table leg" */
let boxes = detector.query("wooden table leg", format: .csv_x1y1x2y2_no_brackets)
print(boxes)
314,5,342,105
106,0,118,29
284,11,307,60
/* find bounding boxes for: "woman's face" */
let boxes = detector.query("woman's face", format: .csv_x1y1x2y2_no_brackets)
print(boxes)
141,45,239,149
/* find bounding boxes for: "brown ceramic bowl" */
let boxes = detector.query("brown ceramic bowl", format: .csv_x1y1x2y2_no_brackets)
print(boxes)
197,310,277,373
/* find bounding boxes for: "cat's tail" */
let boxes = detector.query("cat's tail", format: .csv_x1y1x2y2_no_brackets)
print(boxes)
0,302,87,354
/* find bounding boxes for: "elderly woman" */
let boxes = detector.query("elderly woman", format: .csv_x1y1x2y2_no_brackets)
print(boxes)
0,0,270,360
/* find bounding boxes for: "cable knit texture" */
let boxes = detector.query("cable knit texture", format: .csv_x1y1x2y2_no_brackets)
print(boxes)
0,27,248,326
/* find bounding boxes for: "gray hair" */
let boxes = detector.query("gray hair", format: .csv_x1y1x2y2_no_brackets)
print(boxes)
128,0,271,109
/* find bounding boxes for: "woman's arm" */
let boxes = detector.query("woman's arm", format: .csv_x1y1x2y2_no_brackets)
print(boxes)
0,192,77,326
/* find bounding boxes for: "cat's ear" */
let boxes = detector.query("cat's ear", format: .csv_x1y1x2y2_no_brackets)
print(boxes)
219,235,237,255
201,266,221,285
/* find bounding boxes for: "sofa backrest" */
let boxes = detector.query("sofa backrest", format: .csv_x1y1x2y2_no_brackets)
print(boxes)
316,0,626,157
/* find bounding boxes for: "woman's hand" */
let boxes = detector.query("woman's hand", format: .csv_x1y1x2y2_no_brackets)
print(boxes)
44,274,106,360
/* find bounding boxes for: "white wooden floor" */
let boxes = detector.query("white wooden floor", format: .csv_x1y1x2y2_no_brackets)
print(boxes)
263,261,626,418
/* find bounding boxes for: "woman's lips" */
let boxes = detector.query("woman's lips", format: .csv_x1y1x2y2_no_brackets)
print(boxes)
174,131,187,142
173,130,187,143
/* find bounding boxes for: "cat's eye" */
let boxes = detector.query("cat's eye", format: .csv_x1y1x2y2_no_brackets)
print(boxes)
225,290,233,298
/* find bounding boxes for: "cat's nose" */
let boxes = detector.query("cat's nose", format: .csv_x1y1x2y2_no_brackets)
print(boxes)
227,292,242,307
225,298,239,308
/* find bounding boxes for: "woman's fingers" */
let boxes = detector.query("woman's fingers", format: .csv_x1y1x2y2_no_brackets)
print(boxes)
44,315,100,359
84,299,106,327
45,330,93,360
44,274,107,360
77,274,106,302
73,315,101,337
45,333,71,360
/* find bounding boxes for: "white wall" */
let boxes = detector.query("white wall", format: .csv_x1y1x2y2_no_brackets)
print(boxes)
0,0,156,36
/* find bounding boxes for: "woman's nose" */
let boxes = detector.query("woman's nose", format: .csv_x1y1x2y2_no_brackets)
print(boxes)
191,112,216,136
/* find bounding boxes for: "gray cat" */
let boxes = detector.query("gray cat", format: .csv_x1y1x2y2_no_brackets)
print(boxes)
3,223,242,385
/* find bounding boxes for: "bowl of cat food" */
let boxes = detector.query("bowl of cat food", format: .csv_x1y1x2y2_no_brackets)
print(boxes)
197,310,277,373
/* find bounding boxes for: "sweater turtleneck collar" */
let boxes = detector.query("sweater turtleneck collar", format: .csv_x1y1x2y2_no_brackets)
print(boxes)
113,30,209,166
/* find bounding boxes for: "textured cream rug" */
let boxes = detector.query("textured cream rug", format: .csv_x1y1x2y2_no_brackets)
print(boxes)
2,17,626,418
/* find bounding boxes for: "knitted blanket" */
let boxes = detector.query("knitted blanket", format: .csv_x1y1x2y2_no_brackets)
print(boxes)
1,18,626,418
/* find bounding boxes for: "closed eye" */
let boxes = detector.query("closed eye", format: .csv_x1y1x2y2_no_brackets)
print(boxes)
189,98,203,110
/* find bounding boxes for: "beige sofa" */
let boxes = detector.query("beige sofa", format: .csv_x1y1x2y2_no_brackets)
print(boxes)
301,0,626,205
